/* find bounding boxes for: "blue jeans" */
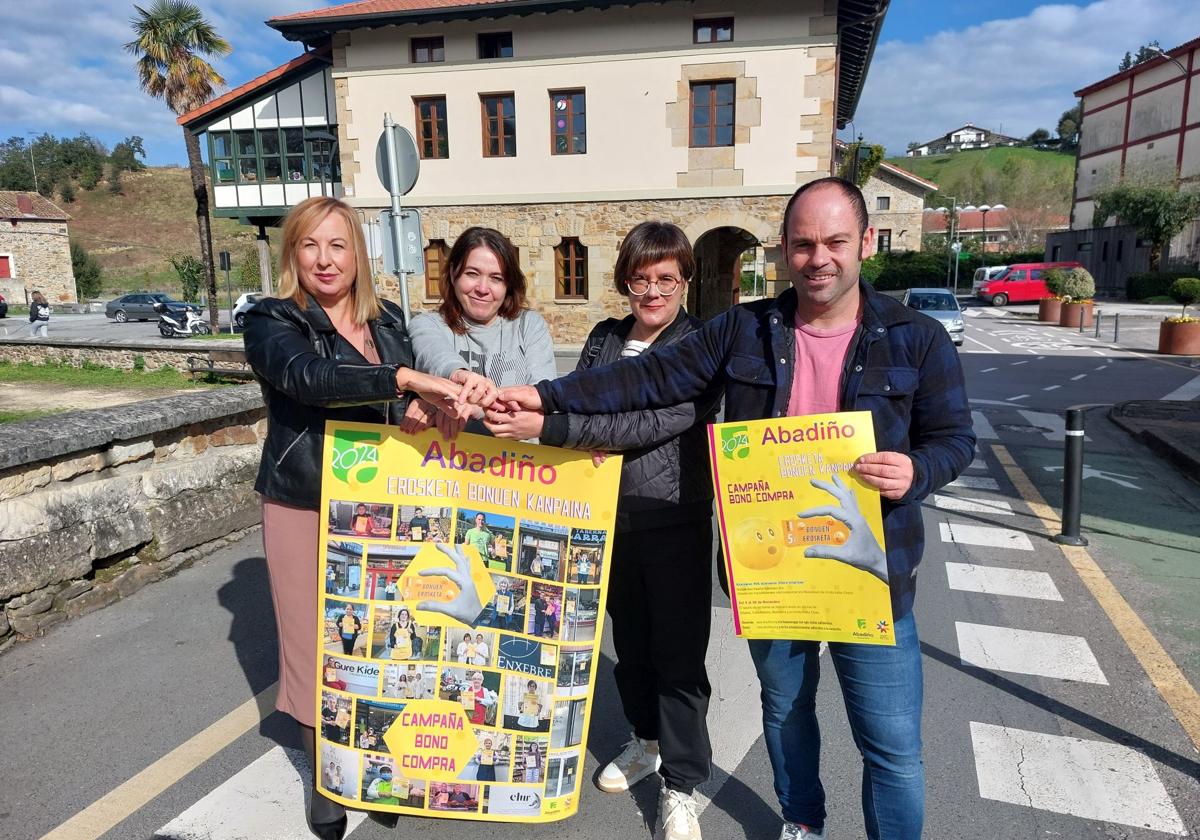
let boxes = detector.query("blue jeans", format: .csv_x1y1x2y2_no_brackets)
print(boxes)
747,612,923,839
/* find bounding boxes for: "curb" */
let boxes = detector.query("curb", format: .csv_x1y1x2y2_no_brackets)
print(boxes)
1109,401,1200,482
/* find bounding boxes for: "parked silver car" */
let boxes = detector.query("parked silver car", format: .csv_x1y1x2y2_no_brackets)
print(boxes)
106,292,198,323
901,287,965,346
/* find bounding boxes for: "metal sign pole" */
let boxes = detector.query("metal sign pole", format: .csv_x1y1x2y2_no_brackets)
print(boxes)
383,114,410,320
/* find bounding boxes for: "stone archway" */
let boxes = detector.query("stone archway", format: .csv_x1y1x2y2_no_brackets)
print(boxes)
688,226,760,320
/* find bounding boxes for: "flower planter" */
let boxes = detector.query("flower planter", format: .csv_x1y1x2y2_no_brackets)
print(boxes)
1158,320,1200,355
1038,298,1063,322
1059,302,1094,328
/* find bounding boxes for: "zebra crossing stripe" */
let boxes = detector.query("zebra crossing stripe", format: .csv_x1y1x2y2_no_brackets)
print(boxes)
955,622,1107,684
933,495,1014,516
938,522,1032,550
948,476,1000,490
971,411,998,440
944,562,1060,600
970,723,1186,834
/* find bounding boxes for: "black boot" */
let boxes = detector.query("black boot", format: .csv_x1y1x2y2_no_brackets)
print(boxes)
301,724,347,840
369,811,400,828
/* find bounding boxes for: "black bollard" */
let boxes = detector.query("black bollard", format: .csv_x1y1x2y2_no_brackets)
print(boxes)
1114,312,1120,343
1053,408,1088,546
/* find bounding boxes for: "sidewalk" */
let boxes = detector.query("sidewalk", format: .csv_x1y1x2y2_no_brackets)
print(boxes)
1111,400,1200,479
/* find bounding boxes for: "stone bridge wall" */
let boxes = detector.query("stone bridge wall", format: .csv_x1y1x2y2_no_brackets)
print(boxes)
0,385,266,651
0,337,250,375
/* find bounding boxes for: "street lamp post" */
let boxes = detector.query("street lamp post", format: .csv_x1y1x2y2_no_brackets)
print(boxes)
978,204,992,258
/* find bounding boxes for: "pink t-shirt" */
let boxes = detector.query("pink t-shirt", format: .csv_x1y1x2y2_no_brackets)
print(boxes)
785,312,859,417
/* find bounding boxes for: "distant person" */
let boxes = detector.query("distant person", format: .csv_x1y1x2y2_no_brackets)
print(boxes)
29,290,49,337
243,196,476,840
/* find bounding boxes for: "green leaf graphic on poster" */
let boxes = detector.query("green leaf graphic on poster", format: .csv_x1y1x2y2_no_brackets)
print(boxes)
331,429,383,485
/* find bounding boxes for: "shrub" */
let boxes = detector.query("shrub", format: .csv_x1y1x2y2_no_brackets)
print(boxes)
1058,267,1095,302
1169,277,1200,320
1044,268,1066,298
861,253,884,284
169,253,205,302
59,181,76,203
1127,270,1194,301
71,240,103,299
133,355,146,371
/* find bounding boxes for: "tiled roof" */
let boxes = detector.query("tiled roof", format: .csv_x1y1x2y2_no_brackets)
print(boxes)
834,141,938,191
0,192,70,221
270,0,517,23
178,47,328,127
922,209,1069,233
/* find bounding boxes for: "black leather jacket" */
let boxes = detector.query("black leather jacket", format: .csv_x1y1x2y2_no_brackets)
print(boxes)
244,294,414,509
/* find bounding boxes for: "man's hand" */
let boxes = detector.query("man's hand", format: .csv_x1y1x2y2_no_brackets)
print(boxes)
798,472,888,584
852,451,914,500
493,385,543,414
418,544,485,627
483,409,544,440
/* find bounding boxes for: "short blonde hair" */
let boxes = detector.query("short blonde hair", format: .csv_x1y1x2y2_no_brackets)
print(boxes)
276,197,380,324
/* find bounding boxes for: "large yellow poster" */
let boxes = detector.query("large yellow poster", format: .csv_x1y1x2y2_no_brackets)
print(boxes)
708,411,894,645
316,422,621,821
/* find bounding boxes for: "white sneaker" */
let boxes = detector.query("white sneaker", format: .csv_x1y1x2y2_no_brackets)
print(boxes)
596,736,661,792
780,822,825,840
655,786,701,840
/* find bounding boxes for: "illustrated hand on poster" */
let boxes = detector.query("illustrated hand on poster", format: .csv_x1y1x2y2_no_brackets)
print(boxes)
418,543,490,626
797,473,889,584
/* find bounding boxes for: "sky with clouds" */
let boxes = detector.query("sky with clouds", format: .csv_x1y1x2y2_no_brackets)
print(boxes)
1,0,1198,167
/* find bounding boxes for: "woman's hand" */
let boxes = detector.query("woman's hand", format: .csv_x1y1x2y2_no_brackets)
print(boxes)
451,369,499,409
483,408,544,440
399,398,437,434
396,368,473,421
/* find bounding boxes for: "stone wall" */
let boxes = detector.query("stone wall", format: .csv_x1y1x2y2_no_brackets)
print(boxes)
861,167,929,254
0,218,77,305
0,385,266,652
0,337,250,375
379,194,792,342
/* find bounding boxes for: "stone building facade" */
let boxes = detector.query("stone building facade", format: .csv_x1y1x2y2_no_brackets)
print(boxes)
0,193,76,306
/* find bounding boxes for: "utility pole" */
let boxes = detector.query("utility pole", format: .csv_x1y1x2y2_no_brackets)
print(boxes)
942,197,957,286
26,131,39,194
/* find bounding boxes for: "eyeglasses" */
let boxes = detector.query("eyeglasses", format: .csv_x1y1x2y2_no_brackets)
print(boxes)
626,276,683,296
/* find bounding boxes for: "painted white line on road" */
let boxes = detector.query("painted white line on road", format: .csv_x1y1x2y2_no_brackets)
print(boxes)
956,622,1107,684
1036,356,1045,360
971,411,998,440
1093,350,1107,356
1011,360,1029,365
970,723,1185,834
1042,385,1061,391
1161,374,1200,402
1018,410,1090,443
963,334,1000,353
933,496,1015,516
945,562,1061,600
155,746,368,840
981,367,998,373
1070,374,1087,381
949,475,1000,490
966,458,987,471
938,522,1033,550
1006,394,1028,402
1095,364,1108,370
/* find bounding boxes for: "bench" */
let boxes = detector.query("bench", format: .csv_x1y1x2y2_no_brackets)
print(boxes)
187,348,255,381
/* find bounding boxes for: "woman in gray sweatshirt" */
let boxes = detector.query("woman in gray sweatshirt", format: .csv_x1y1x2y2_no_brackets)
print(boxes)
407,227,556,435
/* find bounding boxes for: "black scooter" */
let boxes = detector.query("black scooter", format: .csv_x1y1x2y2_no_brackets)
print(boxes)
154,301,211,337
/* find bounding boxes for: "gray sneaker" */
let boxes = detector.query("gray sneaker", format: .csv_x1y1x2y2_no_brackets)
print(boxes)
780,822,825,840
596,736,661,792
655,786,701,840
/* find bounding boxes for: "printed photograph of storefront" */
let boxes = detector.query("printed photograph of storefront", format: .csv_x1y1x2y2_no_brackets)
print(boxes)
325,540,364,597
557,646,593,699
363,544,420,600
518,519,570,580
567,528,607,585
561,587,600,643
544,749,581,799
328,500,394,540
550,697,587,749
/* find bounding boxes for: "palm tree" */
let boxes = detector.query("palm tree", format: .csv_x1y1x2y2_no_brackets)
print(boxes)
126,0,231,328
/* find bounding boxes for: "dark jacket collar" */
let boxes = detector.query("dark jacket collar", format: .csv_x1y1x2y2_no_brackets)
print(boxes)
610,306,694,346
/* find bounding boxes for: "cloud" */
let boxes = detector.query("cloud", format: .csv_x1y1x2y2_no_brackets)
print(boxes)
848,0,1200,156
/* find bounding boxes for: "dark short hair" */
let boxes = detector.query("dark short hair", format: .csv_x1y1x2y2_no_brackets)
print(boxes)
782,177,870,240
613,221,695,295
439,227,527,334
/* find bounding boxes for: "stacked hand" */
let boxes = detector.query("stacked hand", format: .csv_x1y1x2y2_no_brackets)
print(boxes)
396,369,502,440
482,385,545,440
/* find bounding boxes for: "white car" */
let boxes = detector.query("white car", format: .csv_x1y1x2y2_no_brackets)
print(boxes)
233,292,263,329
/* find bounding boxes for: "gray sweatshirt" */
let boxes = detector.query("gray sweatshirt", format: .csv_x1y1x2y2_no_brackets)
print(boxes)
409,308,558,387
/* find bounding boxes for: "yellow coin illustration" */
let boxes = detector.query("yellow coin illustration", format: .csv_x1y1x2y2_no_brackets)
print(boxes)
733,517,785,570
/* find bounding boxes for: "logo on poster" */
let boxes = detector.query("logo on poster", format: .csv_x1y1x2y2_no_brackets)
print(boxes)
331,429,383,485
720,426,750,461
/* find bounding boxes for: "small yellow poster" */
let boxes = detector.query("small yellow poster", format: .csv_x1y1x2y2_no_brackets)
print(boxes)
316,422,621,821
708,411,894,645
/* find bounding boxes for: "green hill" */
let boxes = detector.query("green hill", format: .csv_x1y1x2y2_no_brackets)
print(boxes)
886,146,1075,212
63,167,266,296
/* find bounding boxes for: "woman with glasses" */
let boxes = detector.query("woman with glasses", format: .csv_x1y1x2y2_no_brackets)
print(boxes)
486,221,720,840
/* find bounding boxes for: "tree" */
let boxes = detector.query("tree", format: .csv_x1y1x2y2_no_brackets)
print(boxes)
1026,128,1051,145
126,0,231,329
1119,40,1161,70
59,181,76,203
111,136,147,173
107,163,124,195
169,253,205,302
1093,183,1200,271
836,140,885,187
1057,102,1081,148
71,240,103,300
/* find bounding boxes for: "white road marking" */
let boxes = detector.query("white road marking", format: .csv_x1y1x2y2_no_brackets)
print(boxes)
966,458,987,471
948,476,1000,490
955,622,1107,684
1042,385,1061,391
963,334,1000,353
970,411,998,440
1017,410,1090,443
980,367,998,373
1161,374,1200,402
933,496,1015,516
970,723,1186,835
938,522,1033,550
1095,364,1108,370
1092,350,1107,356
1011,360,1028,366
945,562,1061,600
1006,394,1029,402
155,746,368,840
1036,356,1045,360
1070,374,1087,381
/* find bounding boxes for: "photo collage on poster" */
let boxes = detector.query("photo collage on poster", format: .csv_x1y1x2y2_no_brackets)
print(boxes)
317,498,606,820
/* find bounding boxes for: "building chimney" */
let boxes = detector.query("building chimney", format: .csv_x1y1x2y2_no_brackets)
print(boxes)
16,194,34,214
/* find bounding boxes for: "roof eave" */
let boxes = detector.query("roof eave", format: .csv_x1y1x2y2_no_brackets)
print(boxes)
1075,34,1200,98
835,0,889,128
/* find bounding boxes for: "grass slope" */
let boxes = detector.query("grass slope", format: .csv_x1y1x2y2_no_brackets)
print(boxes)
886,146,1075,207
64,167,264,296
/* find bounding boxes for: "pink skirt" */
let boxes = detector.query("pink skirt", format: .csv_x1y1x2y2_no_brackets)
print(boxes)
262,499,320,728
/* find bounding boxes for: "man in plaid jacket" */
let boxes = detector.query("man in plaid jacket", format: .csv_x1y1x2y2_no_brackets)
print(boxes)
492,177,974,840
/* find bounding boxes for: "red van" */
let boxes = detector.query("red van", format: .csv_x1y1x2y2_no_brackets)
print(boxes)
976,261,1083,306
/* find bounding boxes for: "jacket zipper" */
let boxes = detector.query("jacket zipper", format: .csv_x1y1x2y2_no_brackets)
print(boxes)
275,428,307,468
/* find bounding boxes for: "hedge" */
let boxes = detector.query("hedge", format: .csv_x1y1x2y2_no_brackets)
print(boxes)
864,249,1048,291
1126,270,1196,301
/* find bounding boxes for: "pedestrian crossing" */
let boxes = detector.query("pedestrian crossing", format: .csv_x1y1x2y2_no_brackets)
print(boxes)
933,418,1189,835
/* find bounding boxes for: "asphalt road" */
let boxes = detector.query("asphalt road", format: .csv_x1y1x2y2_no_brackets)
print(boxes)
0,312,243,341
2,307,1199,839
